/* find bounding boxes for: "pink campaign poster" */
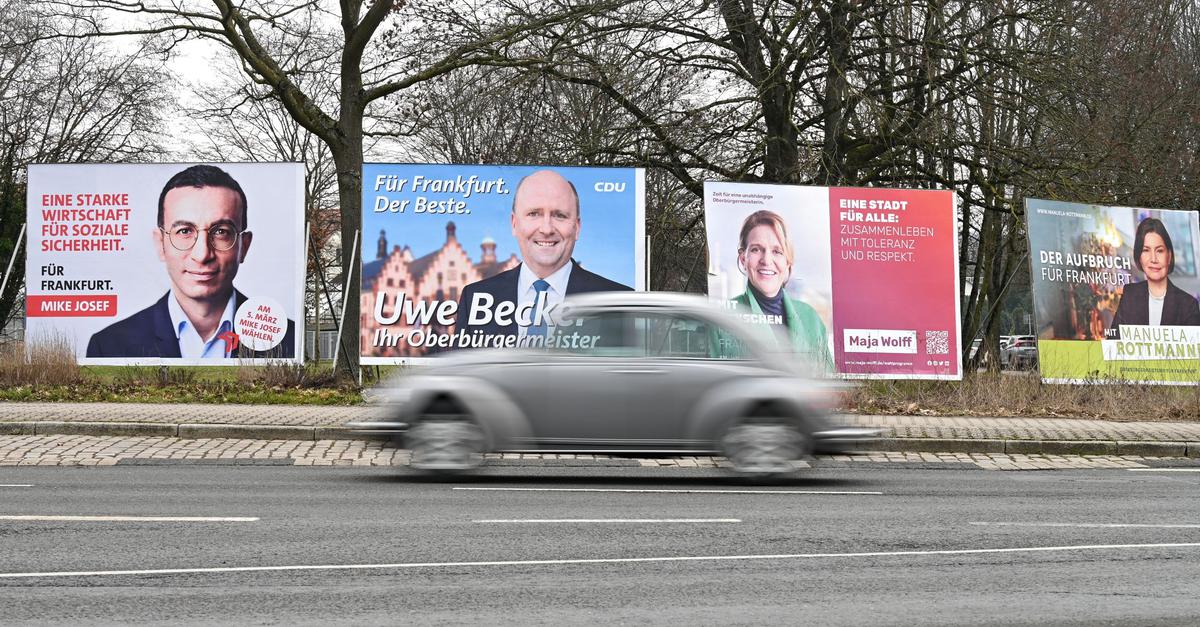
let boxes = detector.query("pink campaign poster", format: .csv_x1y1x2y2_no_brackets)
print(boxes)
828,187,959,378
704,182,960,380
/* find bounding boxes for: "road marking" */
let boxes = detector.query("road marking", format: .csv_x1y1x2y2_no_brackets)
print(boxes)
3,543,1197,579
0,516,258,522
452,488,883,495
0,484,33,487
473,519,741,524
971,522,1200,529
1127,468,1200,473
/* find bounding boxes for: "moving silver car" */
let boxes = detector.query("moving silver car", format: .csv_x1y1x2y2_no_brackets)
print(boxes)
359,293,877,478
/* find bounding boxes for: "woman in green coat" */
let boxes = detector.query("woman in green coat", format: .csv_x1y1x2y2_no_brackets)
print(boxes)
730,210,833,372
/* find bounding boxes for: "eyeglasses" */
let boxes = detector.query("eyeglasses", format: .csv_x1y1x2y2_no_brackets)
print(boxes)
160,225,246,251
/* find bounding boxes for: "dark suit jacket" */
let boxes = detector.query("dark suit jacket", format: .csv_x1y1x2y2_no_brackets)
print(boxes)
1107,279,1200,339
454,262,632,336
86,290,297,358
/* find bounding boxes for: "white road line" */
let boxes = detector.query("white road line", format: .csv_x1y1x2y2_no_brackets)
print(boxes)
971,522,1200,529
1127,468,1200,473
0,516,258,522
2,543,1197,579
473,519,741,524
0,484,33,487
452,488,883,495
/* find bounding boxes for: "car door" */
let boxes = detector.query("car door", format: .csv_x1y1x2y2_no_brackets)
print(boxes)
528,310,640,449
474,358,552,449
618,312,757,449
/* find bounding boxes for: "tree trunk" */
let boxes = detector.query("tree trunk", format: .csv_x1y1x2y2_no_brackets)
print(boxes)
821,0,852,185
0,149,24,338
331,145,363,378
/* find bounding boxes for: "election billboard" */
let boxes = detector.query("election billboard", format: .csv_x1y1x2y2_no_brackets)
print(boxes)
705,182,961,379
1025,199,1200,384
25,163,305,365
361,163,645,363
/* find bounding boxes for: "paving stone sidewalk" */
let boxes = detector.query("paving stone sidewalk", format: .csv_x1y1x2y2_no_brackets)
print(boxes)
1,402,1199,456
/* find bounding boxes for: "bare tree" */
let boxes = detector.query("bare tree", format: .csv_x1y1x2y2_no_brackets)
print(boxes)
185,58,342,361
0,3,168,337
455,0,1199,365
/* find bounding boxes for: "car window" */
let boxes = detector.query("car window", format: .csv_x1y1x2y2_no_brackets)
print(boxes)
548,311,640,357
644,314,755,360
549,311,755,360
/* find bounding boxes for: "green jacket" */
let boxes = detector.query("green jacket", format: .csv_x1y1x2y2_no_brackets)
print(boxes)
730,288,833,372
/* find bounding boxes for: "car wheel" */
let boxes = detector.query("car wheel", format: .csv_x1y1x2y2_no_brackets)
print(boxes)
406,406,486,473
720,420,808,478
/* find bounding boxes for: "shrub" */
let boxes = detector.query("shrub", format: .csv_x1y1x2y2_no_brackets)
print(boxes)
238,360,343,389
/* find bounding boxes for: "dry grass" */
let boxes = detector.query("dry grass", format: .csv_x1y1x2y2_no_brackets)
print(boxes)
0,340,358,404
113,366,199,387
0,337,82,386
236,361,342,389
843,371,1200,421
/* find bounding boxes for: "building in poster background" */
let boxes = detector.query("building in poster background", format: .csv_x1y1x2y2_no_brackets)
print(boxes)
704,182,960,380
361,164,645,364
25,163,305,365
1025,199,1200,384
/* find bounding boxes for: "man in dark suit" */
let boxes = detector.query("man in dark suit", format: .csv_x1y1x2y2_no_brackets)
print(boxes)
86,165,295,358
454,169,632,339
86,290,296,358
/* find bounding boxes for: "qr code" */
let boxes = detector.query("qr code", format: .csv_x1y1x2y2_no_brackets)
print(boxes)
925,330,950,355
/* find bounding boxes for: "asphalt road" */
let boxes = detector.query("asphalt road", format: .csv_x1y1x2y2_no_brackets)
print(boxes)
2,464,1199,625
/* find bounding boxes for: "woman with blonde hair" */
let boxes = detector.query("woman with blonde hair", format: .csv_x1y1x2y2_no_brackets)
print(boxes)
731,209,832,370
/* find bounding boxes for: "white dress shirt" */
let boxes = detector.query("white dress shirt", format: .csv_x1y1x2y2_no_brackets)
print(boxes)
167,291,237,358
516,262,573,338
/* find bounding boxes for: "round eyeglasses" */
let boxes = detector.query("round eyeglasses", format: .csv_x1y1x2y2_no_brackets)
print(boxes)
160,225,246,252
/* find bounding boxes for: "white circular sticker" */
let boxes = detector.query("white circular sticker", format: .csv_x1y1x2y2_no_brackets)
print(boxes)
235,296,287,352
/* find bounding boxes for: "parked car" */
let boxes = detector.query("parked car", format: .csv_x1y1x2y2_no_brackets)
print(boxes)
998,335,1029,368
355,292,878,478
1003,337,1038,370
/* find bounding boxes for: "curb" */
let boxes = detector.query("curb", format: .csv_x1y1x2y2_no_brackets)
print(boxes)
852,438,1196,457
851,438,1006,454
0,422,373,442
2,422,1199,457
177,424,316,441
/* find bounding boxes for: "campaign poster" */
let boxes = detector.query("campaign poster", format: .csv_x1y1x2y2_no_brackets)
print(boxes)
705,182,960,380
361,164,645,364
25,163,305,365
1026,199,1200,385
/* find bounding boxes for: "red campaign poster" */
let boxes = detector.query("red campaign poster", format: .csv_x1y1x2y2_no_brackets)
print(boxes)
828,187,959,378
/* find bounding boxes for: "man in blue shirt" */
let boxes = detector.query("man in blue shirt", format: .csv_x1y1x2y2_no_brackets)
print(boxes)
86,165,294,359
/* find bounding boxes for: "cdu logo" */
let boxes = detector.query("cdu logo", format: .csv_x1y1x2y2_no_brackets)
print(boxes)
593,181,626,193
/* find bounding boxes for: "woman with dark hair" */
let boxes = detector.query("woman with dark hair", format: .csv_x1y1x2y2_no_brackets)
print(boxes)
1107,217,1200,339
730,209,832,369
